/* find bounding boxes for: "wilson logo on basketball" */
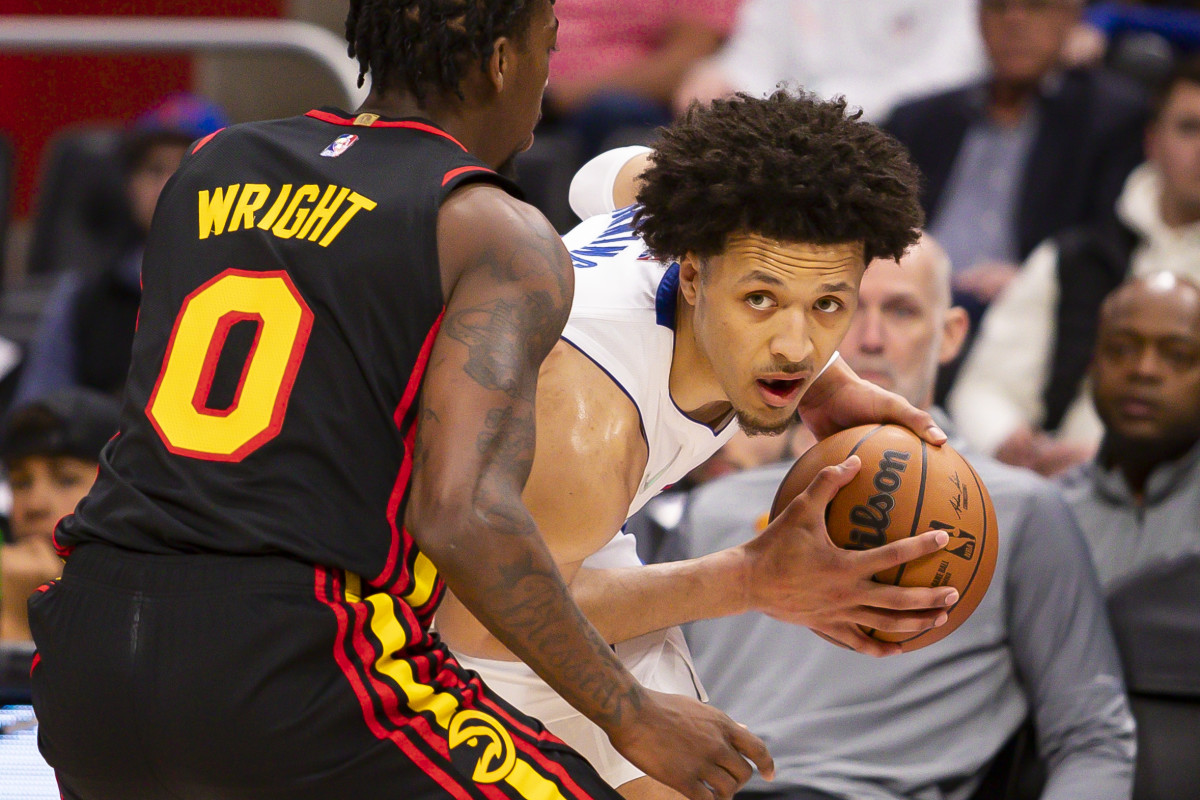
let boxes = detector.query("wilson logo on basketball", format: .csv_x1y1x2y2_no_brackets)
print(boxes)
846,449,911,550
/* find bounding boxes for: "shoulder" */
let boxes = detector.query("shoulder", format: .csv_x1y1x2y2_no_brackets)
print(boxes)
968,454,1074,540
1055,461,1098,501
1075,67,1149,111
539,340,643,444
1057,68,1150,127
438,184,568,294
532,340,646,493
883,84,979,134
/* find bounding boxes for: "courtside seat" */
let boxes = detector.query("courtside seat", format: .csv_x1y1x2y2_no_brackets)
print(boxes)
1107,554,1200,800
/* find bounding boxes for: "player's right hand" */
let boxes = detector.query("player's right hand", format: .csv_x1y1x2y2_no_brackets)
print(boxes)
606,690,773,800
740,458,957,657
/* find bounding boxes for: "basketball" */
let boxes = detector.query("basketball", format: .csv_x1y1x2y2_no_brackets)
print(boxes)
770,424,998,652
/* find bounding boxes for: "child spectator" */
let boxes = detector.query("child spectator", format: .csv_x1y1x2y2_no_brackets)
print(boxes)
0,388,119,641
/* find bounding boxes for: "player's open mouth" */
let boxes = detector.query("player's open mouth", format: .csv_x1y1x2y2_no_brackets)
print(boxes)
756,377,804,407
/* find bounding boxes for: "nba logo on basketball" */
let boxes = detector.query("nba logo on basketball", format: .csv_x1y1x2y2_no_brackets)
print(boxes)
321,134,359,158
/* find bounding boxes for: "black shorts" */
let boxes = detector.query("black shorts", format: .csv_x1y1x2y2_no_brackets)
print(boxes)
30,544,622,800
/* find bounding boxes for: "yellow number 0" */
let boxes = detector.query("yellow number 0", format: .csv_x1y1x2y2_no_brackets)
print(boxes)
148,270,314,462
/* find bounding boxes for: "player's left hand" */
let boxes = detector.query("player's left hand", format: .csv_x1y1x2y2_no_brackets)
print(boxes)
798,356,947,446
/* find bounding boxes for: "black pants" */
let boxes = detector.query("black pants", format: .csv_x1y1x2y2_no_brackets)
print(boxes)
30,544,620,800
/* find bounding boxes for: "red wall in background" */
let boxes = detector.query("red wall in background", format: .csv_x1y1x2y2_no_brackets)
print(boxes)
0,0,285,217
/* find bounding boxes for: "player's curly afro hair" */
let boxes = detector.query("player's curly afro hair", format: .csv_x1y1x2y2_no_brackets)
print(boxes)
635,91,924,266
346,0,543,103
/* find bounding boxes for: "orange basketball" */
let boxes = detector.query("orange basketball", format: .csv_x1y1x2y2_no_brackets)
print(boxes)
770,424,998,652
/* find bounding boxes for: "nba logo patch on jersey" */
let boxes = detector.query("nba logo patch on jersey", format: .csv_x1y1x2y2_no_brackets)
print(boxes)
321,134,359,158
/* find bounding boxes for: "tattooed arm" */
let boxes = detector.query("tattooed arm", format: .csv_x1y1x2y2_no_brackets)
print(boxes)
407,184,771,800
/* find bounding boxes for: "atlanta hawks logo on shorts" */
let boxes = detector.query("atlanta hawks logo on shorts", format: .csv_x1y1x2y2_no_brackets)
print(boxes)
321,134,359,158
448,709,516,784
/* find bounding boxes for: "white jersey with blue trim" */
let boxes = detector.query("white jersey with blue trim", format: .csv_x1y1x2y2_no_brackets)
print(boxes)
561,206,738,550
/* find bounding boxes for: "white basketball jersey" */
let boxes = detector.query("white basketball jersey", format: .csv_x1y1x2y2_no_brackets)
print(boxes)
561,207,738,569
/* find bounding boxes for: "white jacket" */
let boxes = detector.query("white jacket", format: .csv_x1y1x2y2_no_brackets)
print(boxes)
950,163,1200,454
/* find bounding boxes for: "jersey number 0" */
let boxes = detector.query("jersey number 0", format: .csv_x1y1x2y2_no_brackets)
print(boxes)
148,269,314,462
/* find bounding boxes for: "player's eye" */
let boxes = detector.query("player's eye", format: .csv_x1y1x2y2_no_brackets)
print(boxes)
814,297,843,314
746,293,775,310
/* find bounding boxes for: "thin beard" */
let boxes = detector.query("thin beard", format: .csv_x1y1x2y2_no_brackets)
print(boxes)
736,409,794,437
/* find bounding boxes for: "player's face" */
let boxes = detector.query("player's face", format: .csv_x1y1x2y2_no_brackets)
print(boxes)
7,455,97,545
499,0,558,159
1148,81,1200,218
683,236,864,435
840,256,947,409
1092,278,1200,449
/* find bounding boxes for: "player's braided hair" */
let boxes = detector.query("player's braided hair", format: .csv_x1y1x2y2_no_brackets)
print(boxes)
345,0,541,103
635,91,924,266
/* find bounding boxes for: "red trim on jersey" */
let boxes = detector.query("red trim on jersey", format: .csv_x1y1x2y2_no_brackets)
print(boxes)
189,311,264,419
314,567,474,800
52,516,74,558
305,110,467,152
441,165,494,186
320,567,604,800
374,310,445,589
191,128,224,154
30,653,40,675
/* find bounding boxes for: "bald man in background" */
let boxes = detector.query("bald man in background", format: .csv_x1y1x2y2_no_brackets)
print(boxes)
664,234,1134,800
1061,272,1200,590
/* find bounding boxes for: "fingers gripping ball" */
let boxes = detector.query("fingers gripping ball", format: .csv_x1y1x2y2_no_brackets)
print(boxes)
771,424,998,652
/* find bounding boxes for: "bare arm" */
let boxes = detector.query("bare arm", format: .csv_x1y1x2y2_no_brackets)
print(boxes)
569,462,960,657
409,185,772,797
409,184,640,729
439,342,958,657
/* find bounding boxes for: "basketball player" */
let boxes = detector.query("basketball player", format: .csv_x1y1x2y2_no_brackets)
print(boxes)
26,2,773,799
436,94,963,800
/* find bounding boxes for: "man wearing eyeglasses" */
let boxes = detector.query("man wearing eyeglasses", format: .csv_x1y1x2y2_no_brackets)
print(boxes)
884,0,1148,319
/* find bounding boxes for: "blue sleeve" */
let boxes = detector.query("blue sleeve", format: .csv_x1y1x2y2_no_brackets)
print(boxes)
1086,2,1200,49
13,271,84,405
1005,485,1136,800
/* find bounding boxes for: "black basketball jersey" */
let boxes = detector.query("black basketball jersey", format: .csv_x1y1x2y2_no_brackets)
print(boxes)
58,109,521,623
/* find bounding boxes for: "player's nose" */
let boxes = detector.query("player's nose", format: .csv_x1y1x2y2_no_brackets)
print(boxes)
769,310,813,364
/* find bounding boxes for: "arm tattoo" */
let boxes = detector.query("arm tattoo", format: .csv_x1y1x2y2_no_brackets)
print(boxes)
483,546,644,727
444,292,557,401
425,207,643,725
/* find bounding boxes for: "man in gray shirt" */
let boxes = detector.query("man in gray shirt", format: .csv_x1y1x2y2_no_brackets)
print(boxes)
1059,272,1200,591
667,234,1135,800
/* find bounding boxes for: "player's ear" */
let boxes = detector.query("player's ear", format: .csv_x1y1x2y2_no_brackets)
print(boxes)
487,37,510,94
678,253,702,305
939,306,970,365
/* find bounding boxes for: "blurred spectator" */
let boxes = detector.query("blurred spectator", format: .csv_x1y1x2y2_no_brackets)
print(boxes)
673,0,986,121
665,233,1135,800
544,0,739,158
1059,272,1200,591
950,55,1200,472
884,0,1148,315
0,389,119,641
1086,2,1200,59
14,93,228,405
